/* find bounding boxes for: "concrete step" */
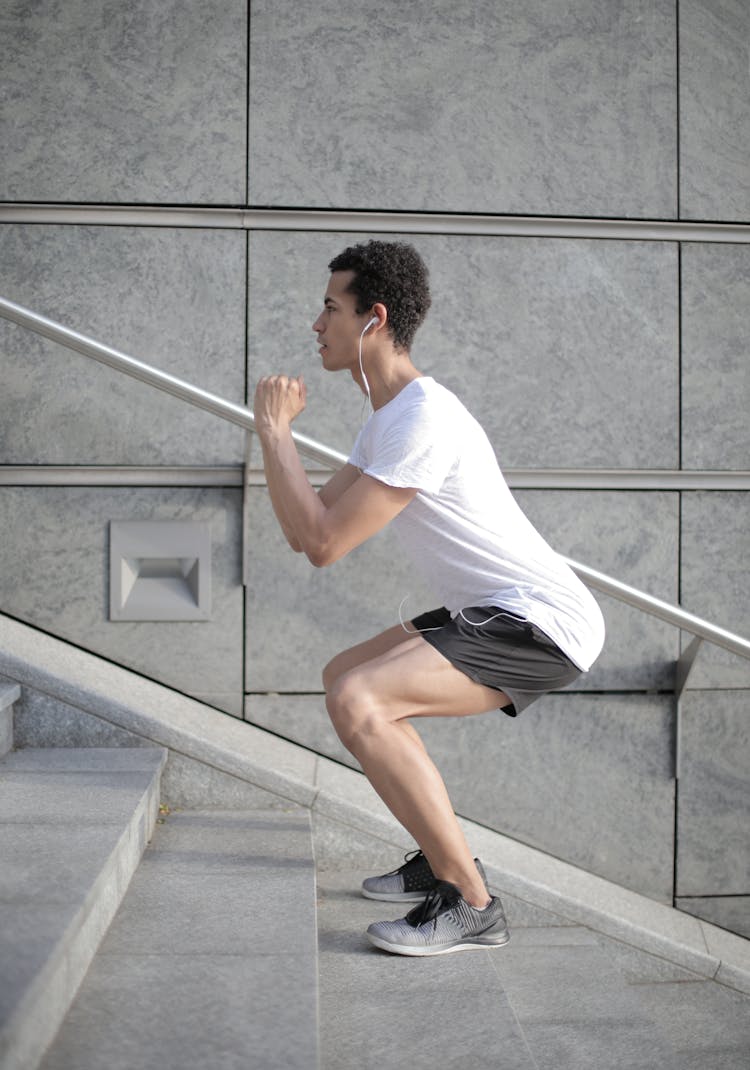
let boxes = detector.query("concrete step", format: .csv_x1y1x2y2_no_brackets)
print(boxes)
317,866,686,1070
38,809,319,1070
0,679,20,758
0,747,166,1070
318,863,750,1069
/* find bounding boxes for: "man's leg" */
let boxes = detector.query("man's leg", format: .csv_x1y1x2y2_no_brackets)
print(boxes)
324,632,508,909
322,623,415,690
323,624,431,758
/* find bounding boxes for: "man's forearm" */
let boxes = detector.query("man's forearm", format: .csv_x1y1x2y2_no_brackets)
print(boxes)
259,425,328,560
259,433,307,551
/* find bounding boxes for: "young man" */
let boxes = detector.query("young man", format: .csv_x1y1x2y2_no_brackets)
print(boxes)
253,240,605,956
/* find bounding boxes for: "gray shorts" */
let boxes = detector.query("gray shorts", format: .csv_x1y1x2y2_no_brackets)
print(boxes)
412,605,581,717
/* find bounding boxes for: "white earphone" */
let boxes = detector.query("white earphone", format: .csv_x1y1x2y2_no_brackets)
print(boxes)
358,317,378,408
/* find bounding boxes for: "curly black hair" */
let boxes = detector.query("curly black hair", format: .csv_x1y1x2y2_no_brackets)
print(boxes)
328,240,431,351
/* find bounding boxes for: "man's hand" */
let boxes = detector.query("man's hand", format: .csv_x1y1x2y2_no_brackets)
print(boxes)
253,375,307,437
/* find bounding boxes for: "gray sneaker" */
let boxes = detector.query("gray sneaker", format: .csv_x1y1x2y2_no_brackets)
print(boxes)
361,850,488,902
366,880,510,957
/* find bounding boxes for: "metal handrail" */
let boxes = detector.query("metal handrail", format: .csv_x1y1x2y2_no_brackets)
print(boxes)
0,295,346,470
2,293,749,663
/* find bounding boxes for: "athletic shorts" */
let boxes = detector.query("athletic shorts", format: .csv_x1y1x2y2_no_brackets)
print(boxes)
411,605,581,717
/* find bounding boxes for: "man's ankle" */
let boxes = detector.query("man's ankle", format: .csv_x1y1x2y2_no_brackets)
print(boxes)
450,877,490,909
465,893,492,910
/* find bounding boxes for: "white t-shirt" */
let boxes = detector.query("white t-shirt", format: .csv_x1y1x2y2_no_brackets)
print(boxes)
348,376,605,672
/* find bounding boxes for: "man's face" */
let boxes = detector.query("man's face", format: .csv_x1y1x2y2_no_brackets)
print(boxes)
312,271,367,372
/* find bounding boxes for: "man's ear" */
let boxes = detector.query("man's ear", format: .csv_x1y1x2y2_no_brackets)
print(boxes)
368,302,388,332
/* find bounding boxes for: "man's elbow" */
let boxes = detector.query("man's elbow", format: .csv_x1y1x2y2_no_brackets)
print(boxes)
306,547,334,568
304,537,341,568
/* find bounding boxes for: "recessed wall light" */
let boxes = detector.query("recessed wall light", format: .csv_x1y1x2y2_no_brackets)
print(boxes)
109,520,211,622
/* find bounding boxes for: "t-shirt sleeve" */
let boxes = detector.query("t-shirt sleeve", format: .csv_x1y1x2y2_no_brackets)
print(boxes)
356,397,458,494
348,427,366,471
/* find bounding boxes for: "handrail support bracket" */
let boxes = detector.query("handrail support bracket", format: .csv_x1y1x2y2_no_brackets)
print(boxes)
674,635,704,782
675,635,704,702
242,431,254,588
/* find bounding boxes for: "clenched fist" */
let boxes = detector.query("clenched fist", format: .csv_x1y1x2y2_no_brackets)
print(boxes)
253,375,307,436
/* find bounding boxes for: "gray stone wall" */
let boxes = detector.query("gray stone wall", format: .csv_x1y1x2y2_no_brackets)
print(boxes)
0,1,747,932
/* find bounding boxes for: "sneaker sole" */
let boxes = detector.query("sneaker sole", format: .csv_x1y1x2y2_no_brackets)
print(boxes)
366,930,510,956
361,888,430,902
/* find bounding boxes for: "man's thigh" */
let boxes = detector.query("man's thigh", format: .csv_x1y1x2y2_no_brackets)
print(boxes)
322,623,415,690
337,633,509,720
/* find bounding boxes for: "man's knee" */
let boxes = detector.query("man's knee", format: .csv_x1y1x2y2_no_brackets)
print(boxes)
325,673,360,750
321,655,338,693
325,672,381,753
322,647,352,692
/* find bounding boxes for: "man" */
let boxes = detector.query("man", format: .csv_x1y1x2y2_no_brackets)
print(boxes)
254,240,605,956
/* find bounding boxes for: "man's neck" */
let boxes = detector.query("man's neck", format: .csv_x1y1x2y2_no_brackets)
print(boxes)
357,348,423,410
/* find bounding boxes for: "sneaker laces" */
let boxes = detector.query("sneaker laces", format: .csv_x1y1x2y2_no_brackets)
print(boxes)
386,849,424,877
405,880,461,928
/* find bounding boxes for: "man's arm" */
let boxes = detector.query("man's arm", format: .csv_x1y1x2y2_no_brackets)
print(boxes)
260,450,360,553
318,463,361,508
255,376,364,553
255,374,318,553
254,375,416,566
257,433,303,551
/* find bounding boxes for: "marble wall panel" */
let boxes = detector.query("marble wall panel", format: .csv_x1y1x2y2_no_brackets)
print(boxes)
248,231,679,470
0,225,246,466
249,0,676,217
0,0,246,203
676,691,750,897
246,691,676,901
679,1,750,221
681,244,750,471
0,487,244,713
676,897,750,941
245,486,678,693
680,493,750,689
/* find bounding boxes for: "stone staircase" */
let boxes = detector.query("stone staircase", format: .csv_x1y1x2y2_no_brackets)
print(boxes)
37,810,318,1070
1,619,749,1070
0,684,319,1070
0,740,166,1070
